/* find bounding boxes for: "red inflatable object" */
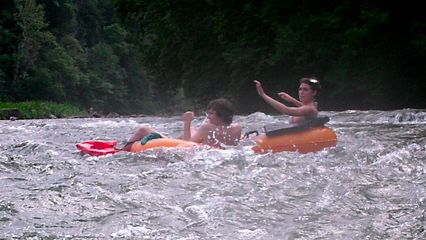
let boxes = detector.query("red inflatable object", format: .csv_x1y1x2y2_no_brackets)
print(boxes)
76,139,197,156
76,140,121,156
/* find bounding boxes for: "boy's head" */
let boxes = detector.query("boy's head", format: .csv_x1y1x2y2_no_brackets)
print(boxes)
206,98,234,125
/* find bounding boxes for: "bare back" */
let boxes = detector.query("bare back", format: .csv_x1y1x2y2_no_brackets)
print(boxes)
196,123,242,148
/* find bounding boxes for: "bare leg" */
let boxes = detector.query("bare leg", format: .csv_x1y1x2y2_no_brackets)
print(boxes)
122,125,155,151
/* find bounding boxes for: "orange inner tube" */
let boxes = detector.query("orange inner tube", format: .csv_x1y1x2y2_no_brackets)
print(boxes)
252,127,337,154
130,138,198,152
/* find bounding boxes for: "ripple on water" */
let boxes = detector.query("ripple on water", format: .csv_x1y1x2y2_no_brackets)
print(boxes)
0,111,425,239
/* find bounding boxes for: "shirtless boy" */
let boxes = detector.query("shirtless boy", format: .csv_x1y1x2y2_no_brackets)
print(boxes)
122,98,242,151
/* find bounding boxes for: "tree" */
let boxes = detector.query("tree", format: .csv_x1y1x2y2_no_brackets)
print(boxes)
13,0,56,100
0,0,17,101
116,0,426,111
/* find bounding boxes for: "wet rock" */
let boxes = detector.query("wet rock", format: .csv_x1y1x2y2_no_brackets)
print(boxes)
106,112,120,118
91,112,102,118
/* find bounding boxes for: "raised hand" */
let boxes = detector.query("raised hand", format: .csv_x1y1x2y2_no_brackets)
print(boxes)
254,80,265,97
183,111,195,123
278,92,291,101
278,91,302,106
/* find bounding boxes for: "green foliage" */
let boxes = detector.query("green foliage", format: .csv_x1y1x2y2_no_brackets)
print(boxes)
1,0,425,117
0,1,17,101
0,0,154,116
104,24,127,43
28,46,80,101
13,0,57,100
14,0,57,62
0,101,87,119
40,0,78,36
116,0,426,111
0,69,7,101
74,0,104,47
87,43,126,109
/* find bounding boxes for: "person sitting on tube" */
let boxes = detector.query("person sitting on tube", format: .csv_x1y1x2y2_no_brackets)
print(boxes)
122,98,242,151
254,78,321,124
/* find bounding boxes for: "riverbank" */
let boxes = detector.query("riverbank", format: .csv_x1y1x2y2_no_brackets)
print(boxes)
0,101,88,120
0,101,212,120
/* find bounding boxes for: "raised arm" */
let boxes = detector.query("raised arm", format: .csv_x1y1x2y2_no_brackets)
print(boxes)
182,111,210,143
182,111,194,141
278,92,302,107
254,80,315,116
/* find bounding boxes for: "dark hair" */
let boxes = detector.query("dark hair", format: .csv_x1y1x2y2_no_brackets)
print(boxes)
300,77,321,93
207,98,234,125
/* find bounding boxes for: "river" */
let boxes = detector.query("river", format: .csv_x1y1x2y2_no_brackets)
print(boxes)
1,109,425,239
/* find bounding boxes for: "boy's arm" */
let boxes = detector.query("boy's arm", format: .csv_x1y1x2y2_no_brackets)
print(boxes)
189,124,210,143
183,111,194,141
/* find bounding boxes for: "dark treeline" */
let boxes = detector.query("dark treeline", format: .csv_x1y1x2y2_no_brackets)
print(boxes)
1,0,154,115
1,0,425,115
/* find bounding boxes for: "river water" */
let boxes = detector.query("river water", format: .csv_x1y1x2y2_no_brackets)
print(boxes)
1,109,425,239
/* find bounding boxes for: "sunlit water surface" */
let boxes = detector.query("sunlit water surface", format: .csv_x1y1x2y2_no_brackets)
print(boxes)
1,109,425,239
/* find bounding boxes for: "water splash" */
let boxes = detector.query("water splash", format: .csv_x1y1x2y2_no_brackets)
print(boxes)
0,110,425,239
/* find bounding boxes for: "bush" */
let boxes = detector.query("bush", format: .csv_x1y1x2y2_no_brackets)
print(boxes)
0,101,88,119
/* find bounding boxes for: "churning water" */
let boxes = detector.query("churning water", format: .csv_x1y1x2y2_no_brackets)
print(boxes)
1,109,425,239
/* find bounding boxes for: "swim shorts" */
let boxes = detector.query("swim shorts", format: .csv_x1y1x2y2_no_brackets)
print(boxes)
140,132,163,145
